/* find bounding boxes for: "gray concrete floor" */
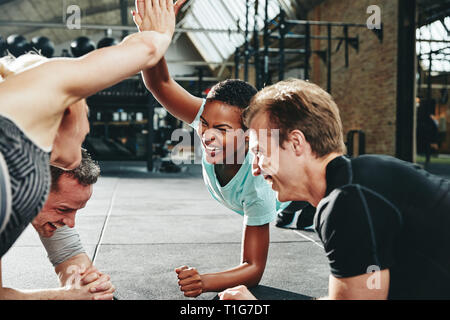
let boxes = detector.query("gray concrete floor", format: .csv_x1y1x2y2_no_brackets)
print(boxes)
1,162,329,300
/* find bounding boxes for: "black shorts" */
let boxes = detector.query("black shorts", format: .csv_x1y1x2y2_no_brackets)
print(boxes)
0,115,50,258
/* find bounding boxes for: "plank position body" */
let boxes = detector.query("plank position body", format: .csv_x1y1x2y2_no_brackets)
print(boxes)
133,0,289,298
0,151,115,299
220,79,450,300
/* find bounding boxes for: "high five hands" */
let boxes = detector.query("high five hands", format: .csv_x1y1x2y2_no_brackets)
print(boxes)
132,0,187,32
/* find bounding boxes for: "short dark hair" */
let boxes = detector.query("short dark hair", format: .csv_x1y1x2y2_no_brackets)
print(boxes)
50,150,100,192
206,79,257,128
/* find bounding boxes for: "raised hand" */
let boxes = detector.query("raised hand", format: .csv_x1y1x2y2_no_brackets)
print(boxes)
133,0,187,32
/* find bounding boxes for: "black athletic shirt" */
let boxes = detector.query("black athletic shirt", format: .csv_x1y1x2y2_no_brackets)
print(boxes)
314,155,450,299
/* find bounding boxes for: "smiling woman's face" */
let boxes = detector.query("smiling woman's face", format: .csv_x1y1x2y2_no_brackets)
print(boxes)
198,100,247,165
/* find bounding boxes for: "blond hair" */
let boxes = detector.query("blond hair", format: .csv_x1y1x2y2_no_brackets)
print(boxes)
0,52,48,82
244,79,346,158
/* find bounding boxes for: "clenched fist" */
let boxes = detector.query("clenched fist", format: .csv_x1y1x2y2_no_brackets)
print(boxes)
175,265,204,298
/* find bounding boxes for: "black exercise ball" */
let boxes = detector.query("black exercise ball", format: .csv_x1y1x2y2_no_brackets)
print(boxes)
60,49,72,57
0,36,6,57
31,36,55,58
70,36,96,57
7,34,30,57
97,37,118,49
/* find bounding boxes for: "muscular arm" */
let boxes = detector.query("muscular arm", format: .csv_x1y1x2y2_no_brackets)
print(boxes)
325,270,390,300
38,226,104,287
0,30,173,149
55,253,93,287
201,224,270,292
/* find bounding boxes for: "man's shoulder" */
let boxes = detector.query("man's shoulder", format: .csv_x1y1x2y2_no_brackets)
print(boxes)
315,183,399,238
351,154,449,208
351,154,428,183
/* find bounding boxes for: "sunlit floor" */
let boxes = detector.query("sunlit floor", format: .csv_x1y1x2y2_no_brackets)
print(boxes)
2,162,329,300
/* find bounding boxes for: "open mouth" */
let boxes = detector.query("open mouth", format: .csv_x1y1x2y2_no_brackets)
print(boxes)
47,222,64,230
203,143,222,155
263,175,273,183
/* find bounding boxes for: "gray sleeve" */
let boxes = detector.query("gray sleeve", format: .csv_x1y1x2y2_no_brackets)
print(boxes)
39,226,86,267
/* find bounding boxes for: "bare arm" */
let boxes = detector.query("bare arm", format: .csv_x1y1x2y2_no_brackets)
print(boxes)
141,57,203,124
326,270,390,300
0,1,175,148
0,259,113,300
55,253,93,287
136,0,203,123
176,224,270,297
202,224,270,291
0,30,173,119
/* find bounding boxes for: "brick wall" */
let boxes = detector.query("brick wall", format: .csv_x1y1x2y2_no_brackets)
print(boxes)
308,0,399,155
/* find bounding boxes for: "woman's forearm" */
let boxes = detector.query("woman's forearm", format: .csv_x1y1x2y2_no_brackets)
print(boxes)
142,57,171,90
201,262,265,293
140,56,203,123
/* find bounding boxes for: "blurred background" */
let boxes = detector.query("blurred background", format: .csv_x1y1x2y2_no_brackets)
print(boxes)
0,0,449,175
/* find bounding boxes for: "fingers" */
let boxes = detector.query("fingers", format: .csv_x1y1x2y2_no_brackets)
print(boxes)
93,293,114,301
90,280,113,293
218,285,257,300
174,0,187,16
150,0,158,12
136,0,146,16
88,274,111,291
184,289,202,298
218,289,240,300
178,275,202,293
81,272,99,285
175,265,189,274
175,266,203,297
179,282,201,292
132,10,144,29
178,274,201,286
159,0,166,10
177,267,199,280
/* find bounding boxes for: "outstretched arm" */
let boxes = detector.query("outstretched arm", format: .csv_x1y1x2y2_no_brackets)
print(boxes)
0,259,114,300
136,0,203,124
0,0,176,143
